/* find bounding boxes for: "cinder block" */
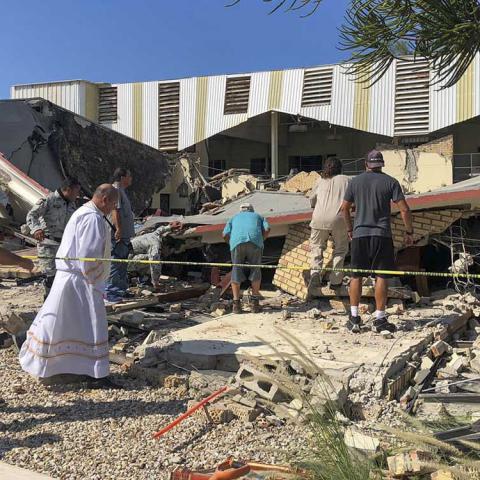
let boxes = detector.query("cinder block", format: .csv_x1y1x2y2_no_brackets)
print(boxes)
235,364,290,402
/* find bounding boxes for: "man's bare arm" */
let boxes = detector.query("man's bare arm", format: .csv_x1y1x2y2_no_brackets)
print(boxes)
111,209,122,242
341,200,353,240
396,199,414,246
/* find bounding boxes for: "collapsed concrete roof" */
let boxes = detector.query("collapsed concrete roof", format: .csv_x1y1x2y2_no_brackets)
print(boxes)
140,177,480,244
0,99,170,213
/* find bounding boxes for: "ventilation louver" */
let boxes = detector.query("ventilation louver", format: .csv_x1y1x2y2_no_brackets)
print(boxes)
98,86,117,123
394,59,430,136
158,82,180,152
224,76,251,114
301,67,333,107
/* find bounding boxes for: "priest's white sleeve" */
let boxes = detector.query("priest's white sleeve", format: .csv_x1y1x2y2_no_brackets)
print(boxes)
76,214,107,285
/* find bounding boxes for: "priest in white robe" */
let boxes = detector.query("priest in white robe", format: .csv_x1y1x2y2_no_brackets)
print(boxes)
20,184,119,380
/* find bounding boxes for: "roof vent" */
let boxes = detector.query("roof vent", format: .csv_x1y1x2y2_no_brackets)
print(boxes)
394,59,430,136
301,67,333,107
224,76,251,115
98,86,117,123
158,82,180,152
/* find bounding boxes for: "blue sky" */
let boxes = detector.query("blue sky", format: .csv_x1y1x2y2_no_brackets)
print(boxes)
0,0,350,98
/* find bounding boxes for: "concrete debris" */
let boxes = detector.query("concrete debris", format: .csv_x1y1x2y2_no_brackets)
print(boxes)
235,363,291,403
387,450,434,477
431,471,455,480
343,428,380,452
431,340,451,358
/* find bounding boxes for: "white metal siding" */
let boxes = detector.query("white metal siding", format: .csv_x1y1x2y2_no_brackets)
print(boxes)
248,71,270,117
280,69,303,114
11,81,85,115
143,82,159,149
369,62,395,137
109,83,133,137
429,75,456,133
330,64,355,130
179,78,197,151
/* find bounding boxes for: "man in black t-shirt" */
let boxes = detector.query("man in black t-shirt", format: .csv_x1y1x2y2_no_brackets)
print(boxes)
341,150,413,333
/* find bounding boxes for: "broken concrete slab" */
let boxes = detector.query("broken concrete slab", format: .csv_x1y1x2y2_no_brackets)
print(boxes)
142,310,446,401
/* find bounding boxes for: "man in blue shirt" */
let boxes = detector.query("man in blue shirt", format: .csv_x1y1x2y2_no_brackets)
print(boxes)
222,203,270,314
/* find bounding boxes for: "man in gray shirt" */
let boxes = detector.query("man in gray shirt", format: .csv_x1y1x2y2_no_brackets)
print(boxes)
106,168,135,301
342,150,413,333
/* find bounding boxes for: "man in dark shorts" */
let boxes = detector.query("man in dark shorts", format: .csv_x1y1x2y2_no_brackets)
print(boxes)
341,150,413,333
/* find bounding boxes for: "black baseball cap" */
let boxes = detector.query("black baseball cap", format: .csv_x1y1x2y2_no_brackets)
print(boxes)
366,150,384,168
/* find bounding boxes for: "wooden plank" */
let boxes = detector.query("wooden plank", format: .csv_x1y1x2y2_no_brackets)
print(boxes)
106,297,159,314
153,283,210,303
419,393,480,403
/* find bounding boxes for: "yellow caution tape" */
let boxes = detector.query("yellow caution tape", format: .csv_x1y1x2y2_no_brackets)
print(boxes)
20,255,480,279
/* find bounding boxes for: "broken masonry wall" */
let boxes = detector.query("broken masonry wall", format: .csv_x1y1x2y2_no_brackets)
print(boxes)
45,101,170,213
0,99,170,214
273,208,465,299
380,136,454,194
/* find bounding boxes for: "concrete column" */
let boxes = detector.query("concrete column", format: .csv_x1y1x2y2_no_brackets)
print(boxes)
271,111,279,179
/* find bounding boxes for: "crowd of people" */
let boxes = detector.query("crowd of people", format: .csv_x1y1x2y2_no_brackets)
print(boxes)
4,168,180,386
223,149,413,333
0,148,413,385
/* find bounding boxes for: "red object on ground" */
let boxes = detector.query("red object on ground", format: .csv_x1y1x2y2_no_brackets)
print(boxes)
153,386,229,439
170,458,302,480
170,459,249,480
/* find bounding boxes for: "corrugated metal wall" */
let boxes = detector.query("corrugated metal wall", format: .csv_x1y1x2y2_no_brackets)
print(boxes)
10,56,480,151
369,63,395,137
142,81,159,149
11,81,86,116
179,78,197,150
331,64,355,131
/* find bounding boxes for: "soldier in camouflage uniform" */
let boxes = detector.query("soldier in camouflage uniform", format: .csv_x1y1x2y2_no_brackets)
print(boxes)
130,221,182,288
26,177,81,293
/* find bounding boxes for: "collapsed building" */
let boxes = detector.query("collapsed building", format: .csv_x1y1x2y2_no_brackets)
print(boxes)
3,62,480,480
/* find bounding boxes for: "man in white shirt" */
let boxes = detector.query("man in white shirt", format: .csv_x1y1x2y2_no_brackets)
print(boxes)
308,157,350,294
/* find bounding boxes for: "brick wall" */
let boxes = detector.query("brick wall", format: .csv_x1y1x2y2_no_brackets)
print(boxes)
273,208,463,299
414,135,453,158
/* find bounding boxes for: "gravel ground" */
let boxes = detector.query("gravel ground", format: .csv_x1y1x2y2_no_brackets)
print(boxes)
0,348,310,479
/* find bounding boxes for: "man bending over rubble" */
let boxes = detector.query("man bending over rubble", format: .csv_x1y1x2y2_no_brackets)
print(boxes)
19,184,118,386
341,150,413,334
223,203,270,314
130,221,183,288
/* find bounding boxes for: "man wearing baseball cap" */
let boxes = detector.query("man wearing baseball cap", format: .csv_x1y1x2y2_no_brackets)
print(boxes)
341,149,413,333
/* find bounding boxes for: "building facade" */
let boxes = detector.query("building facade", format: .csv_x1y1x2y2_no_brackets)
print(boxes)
11,56,480,212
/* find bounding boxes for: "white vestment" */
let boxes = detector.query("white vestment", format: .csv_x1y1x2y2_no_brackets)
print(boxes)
19,202,111,378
